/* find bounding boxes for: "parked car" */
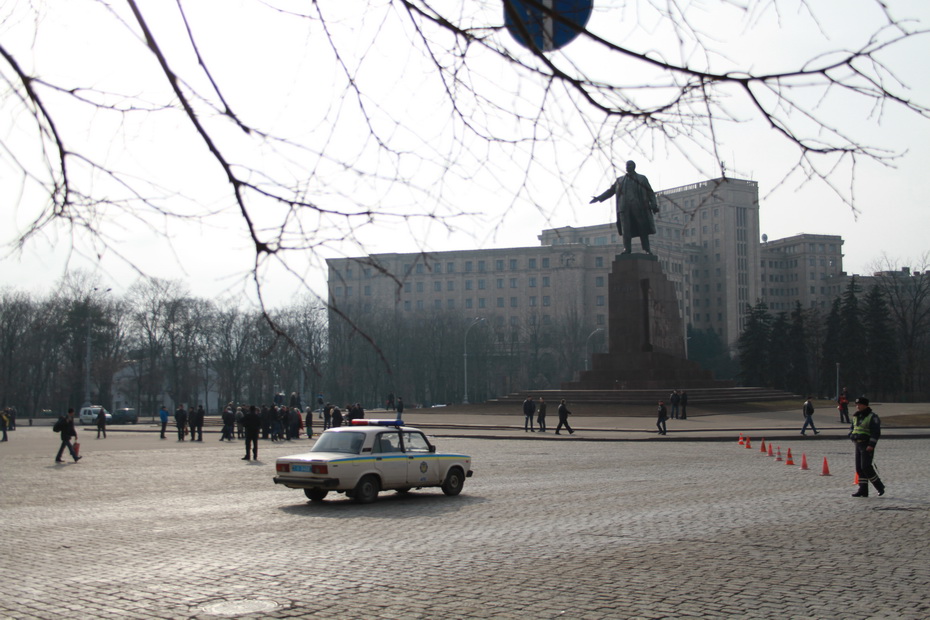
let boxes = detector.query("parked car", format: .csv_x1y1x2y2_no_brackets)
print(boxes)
273,419,473,503
111,408,139,424
79,406,111,425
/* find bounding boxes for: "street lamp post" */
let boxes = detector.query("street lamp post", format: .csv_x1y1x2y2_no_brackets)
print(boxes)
463,317,485,404
585,328,604,371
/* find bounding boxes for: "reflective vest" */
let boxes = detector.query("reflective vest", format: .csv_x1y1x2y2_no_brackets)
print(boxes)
852,412,874,437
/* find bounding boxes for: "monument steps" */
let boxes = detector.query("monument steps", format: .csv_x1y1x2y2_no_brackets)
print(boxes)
490,386,796,406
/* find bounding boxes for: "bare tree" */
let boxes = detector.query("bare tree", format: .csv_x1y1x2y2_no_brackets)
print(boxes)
3,0,928,315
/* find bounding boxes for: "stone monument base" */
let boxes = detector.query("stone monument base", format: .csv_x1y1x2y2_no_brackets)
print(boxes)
563,253,726,390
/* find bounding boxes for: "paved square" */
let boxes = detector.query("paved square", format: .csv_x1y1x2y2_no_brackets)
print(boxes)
2,429,929,618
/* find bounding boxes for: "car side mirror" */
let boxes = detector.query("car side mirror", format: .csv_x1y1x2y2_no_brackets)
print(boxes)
429,445,436,453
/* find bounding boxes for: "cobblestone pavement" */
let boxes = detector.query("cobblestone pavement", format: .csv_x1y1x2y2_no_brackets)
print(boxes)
2,429,929,619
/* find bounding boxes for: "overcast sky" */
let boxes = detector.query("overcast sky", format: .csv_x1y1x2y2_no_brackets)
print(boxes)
2,0,928,307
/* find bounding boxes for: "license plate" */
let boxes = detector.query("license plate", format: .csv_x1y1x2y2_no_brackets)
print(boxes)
291,464,312,472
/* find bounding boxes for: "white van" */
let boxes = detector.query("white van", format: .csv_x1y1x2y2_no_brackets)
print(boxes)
79,405,111,425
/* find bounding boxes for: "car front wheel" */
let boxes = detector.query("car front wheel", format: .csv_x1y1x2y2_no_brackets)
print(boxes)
353,475,380,504
304,488,328,502
441,467,465,496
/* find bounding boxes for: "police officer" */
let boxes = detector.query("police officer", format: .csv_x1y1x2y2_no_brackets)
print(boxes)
850,396,885,498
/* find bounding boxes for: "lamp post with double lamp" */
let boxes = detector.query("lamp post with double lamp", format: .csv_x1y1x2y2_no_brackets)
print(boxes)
463,317,486,405
585,328,604,371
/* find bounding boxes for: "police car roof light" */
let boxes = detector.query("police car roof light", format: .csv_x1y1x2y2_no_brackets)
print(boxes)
349,419,403,427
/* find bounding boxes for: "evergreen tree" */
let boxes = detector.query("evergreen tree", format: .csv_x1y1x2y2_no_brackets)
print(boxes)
688,325,738,381
786,302,811,395
862,285,901,399
767,312,791,390
737,301,771,387
838,277,864,393
819,298,842,397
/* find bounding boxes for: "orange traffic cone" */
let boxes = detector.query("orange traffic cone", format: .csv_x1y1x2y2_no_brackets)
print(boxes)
738,433,744,445
800,453,809,470
760,438,767,453
785,448,795,466
767,443,774,457
745,437,752,449
821,457,831,476
775,447,783,462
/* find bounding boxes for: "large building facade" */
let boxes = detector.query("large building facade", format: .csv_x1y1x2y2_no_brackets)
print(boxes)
327,177,784,353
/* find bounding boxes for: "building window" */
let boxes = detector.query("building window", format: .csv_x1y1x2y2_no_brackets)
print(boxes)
496,278,504,289
542,258,550,268
465,280,473,291
542,296,551,307
404,300,411,311
497,297,504,308
434,263,441,274
595,276,604,287
478,260,486,272
404,282,411,293
465,261,473,272
364,285,371,296
465,298,473,309
496,260,504,271
478,279,486,290
529,296,537,307
510,297,518,307
416,282,424,293
478,298,486,308
529,276,537,287
447,299,455,309
595,256,604,268
447,281,455,291
596,295,605,306
542,276,550,287
509,259,518,270
334,287,343,296
433,281,441,292
510,278,518,288
416,264,424,274
529,258,537,269
447,262,455,273
417,300,424,310
596,314,605,325
434,300,441,309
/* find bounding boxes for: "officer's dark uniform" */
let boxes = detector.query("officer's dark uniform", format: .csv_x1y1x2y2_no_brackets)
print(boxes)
850,396,885,498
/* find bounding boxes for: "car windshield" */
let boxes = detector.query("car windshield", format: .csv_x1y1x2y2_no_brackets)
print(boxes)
310,431,365,454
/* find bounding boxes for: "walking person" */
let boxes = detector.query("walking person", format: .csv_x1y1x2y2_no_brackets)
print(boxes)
536,397,547,433
523,396,536,432
305,406,314,439
800,396,819,435
322,403,332,430
850,396,885,498
159,405,169,439
656,401,668,435
54,408,82,463
95,408,107,439
680,390,688,420
242,405,261,461
220,404,235,441
396,397,405,421
555,399,574,435
1,408,10,442
669,390,680,419
190,405,204,441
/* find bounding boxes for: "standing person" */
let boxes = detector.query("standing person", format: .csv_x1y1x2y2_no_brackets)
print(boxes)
837,388,850,424
680,390,688,420
54,408,81,463
555,399,574,435
800,396,819,436
396,397,404,421
669,390,681,420
235,407,245,438
159,405,169,439
536,397,548,433
174,404,188,441
242,405,261,461
331,406,344,428
95,408,107,439
189,405,204,442
304,406,314,439
522,396,536,432
656,401,668,435
322,403,333,430
1,408,10,442
850,396,885,498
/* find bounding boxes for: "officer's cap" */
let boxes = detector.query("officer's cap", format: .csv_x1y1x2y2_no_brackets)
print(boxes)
855,396,870,405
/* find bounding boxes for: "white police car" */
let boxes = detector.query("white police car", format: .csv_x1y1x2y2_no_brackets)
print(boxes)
273,420,473,503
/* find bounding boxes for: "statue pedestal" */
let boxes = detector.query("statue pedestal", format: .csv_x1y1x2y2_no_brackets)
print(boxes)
564,254,719,390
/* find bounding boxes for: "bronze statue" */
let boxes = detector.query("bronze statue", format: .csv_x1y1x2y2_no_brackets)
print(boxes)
589,160,659,254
